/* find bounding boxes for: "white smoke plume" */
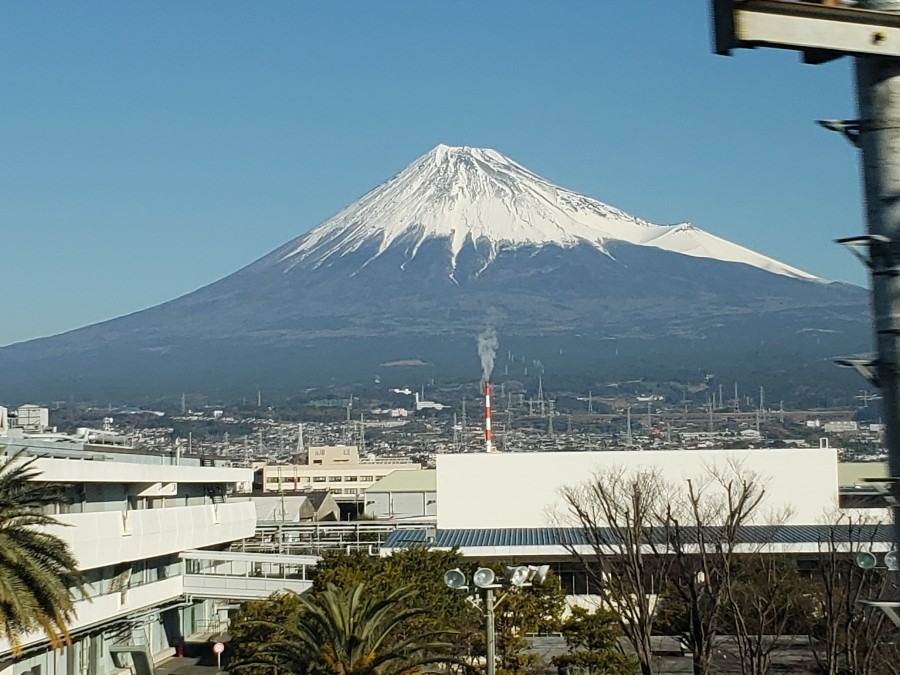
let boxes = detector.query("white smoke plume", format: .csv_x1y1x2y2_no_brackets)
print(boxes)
477,326,499,382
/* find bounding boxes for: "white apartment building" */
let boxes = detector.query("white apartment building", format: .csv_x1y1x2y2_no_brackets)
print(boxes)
259,444,421,501
0,436,256,675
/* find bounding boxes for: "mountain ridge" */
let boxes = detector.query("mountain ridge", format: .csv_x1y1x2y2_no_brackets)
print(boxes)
0,144,867,400
277,144,820,282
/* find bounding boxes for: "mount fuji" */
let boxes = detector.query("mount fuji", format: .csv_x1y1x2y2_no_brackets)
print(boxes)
0,145,868,399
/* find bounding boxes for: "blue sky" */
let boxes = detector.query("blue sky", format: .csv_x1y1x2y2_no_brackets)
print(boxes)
0,2,866,346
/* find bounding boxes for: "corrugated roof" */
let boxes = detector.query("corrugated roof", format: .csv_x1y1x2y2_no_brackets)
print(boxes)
384,524,892,549
366,469,436,493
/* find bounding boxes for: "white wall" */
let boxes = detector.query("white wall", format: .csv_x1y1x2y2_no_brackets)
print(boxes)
0,575,183,654
436,448,839,529
31,456,252,485
45,501,257,571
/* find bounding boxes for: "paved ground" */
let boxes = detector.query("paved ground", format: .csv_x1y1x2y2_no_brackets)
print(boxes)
156,637,230,675
155,656,221,675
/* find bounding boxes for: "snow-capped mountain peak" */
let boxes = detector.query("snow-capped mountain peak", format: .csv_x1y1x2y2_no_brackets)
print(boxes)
280,145,820,281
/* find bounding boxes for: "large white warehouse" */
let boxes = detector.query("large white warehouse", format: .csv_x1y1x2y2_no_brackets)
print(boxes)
436,447,840,530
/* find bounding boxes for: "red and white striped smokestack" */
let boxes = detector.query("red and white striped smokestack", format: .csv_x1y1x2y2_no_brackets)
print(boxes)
484,381,494,453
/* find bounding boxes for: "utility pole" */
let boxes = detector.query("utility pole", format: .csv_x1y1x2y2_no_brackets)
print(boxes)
461,398,468,453
626,406,632,446
854,0,900,554
538,376,545,417
712,0,900,566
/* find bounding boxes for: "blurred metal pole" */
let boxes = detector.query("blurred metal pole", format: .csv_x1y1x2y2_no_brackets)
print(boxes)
856,0,900,554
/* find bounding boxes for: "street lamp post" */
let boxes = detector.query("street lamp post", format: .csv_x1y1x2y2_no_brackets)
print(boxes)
484,586,497,675
443,565,550,675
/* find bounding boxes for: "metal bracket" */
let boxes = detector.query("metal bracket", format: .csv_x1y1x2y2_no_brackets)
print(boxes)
818,119,861,148
861,477,900,507
836,234,894,270
835,357,880,387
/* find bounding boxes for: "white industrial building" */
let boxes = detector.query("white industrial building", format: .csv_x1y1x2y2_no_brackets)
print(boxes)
436,447,840,530
364,470,436,520
380,447,894,561
0,431,310,675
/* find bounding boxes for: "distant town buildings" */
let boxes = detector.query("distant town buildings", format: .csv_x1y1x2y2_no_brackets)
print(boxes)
256,444,421,501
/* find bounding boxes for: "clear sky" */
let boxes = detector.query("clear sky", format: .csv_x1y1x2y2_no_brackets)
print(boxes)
0,1,867,347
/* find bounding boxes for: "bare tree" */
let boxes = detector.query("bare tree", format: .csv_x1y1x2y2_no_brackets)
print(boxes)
557,467,675,675
810,512,900,675
722,551,816,675
558,460,809,675
660,463,767,675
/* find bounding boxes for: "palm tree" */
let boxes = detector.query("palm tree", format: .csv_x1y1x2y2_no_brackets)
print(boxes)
0,451,84,653
242,583,455,675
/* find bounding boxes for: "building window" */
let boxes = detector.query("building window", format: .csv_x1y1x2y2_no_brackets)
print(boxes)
361,476,373,481
313,476,327,483
346,476,357,482
328,476,342,483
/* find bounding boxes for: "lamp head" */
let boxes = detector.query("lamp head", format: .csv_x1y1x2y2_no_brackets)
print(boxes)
443,568,468,590
856,551,878,570
507,566,530,587
886,551,900,572
529,564,551,585
473,567,497,588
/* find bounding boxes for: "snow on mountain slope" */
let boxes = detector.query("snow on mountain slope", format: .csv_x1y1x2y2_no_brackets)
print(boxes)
280,144,820,281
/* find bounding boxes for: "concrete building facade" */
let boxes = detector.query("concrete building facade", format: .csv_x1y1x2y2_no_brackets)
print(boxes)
259,444,420,501
0,438,256,675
